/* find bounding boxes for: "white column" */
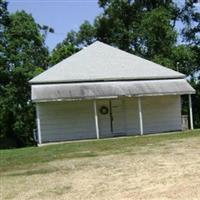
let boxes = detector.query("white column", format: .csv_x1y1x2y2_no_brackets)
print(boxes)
138,97,144,135
93,100,100,139
36,104,42,144
188,94,194,130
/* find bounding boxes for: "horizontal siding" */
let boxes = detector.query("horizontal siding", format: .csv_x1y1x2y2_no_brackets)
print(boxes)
111,99,126,134
38,101,96,143
96,96,181,137
142,96,181,134
124,98,140,135
37,95,182,143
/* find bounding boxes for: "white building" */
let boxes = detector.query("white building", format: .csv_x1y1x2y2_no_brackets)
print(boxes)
30,41,195,144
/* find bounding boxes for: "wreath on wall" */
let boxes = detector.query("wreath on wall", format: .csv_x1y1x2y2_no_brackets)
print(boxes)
99,106,109,115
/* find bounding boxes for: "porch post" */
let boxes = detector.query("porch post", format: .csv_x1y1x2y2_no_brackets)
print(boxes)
36,104,42,144
138,97,144,135
188,94,194,130
93,100,100,139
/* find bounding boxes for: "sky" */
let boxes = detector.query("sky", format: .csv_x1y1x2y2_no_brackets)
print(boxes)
8,0,102,51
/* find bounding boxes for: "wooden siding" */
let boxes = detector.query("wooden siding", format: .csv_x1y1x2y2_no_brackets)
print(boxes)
96,96,181,137
38,101,96,142
124,98,140,135
38,95,181,143
111,99,126,135
142,96,181,133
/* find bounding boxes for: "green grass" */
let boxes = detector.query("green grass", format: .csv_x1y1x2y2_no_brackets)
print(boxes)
0,129,199,173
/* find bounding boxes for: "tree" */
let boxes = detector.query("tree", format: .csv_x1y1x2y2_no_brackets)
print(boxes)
0,7,50,148
95,0,179,54
0,0,10,81
76,21,96,46
138,7,177,60
171,45,196,75
50,42,78,66
95,0,142,52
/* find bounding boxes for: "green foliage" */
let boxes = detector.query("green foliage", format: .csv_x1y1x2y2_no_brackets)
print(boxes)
50,42,78,66
96,0,141,52
77,20,96,46
0,6,50,148
138,7,177,59
180,0,200,45
171,45,196,74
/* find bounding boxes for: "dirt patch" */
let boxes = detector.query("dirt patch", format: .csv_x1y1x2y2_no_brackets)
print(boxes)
1,137,200,200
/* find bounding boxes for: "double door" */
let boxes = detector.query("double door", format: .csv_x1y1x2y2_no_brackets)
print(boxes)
98,99,126,137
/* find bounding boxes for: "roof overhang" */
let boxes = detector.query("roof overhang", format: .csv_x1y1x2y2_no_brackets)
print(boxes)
31,79,195,103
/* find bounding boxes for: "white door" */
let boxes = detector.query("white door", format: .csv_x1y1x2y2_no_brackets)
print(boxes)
97,100,112,137
111,99,126,135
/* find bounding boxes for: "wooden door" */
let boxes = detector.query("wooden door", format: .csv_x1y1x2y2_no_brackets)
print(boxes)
111,99,126,136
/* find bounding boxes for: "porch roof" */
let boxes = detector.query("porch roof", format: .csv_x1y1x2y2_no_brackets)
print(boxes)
32,79,195,102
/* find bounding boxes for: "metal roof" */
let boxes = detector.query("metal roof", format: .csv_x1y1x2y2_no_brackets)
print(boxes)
32,79,195,102
30,41,185,84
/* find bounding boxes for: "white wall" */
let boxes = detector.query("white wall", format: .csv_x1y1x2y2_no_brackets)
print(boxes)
124,98,140,135
37,95,182,143
96,96,181,136
142,95,181,133
37,101,96,143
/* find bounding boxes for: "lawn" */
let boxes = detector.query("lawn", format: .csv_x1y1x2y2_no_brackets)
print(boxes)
1,130,200,200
